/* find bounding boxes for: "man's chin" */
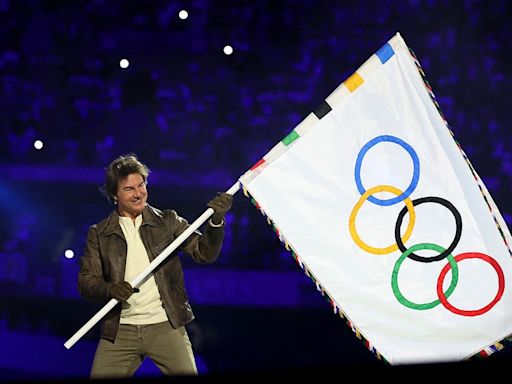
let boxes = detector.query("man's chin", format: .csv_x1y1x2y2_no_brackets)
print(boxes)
130,203,145,215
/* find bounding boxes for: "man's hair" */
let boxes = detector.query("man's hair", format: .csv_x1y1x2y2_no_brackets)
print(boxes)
101,153,150,204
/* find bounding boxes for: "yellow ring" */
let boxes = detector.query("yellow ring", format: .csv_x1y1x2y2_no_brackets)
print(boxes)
349,185,416,254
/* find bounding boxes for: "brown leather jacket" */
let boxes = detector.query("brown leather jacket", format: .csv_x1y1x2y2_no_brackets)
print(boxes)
78,204,225,342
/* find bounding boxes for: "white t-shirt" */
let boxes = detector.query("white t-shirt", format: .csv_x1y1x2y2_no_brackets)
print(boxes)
118,215,168,324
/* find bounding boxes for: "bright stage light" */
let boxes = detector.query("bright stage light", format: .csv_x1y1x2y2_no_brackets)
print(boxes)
223,45,233,55
64,249,75,259
34,140,43,150
179,10,188,20
119,58,130,69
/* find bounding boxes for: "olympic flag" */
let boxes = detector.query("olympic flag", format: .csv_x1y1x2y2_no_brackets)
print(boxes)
239,32,512,365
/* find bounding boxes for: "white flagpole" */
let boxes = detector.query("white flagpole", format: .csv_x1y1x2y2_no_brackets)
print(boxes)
64,181,241,349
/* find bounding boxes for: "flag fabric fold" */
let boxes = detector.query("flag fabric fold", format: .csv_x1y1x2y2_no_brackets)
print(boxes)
239,32,512,365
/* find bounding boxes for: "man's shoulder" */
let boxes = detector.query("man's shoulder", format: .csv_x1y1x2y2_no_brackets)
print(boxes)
90,211,117,233
144,204,180,223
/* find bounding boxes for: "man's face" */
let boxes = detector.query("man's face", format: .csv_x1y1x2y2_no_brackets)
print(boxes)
116,173,148,219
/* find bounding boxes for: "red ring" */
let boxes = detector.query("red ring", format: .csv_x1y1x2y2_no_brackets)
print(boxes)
437,252,505,316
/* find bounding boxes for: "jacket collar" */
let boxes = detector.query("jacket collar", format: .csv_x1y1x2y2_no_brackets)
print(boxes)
97,204,162,236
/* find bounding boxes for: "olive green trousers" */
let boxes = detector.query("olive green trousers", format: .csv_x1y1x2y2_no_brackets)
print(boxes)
90,321,197,379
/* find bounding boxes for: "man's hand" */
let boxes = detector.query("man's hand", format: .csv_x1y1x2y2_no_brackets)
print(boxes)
207,192,233,225
108,281,137,302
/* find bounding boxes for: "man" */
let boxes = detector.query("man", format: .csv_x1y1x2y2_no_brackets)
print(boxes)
78,153,233,378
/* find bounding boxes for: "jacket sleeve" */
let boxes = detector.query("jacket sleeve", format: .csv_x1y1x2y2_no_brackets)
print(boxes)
168,210,225,264
77,225,111,303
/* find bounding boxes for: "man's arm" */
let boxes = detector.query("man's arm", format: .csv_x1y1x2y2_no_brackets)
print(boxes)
77,226,112,302
176,192,233,263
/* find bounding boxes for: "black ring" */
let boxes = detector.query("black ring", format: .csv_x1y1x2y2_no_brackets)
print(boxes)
395,196,462,263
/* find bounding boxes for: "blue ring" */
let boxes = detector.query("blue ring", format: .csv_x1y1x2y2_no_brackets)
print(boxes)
355,135,420,206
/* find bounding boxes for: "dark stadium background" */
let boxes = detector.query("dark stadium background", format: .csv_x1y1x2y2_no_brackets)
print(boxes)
1,0,511,381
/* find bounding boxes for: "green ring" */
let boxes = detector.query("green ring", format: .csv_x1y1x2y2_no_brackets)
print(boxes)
391,243,459,310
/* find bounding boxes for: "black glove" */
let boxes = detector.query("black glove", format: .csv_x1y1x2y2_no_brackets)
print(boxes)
108,281,137,302
207,192,233,225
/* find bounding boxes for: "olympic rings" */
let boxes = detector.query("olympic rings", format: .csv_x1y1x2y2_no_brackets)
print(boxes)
350,135,505,317
391,243,458,310
395,197,462,263
354,135,420,206
437,252,505,316
349,185,415,255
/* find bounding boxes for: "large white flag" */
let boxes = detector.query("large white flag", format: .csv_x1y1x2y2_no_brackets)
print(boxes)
239,32,512,365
